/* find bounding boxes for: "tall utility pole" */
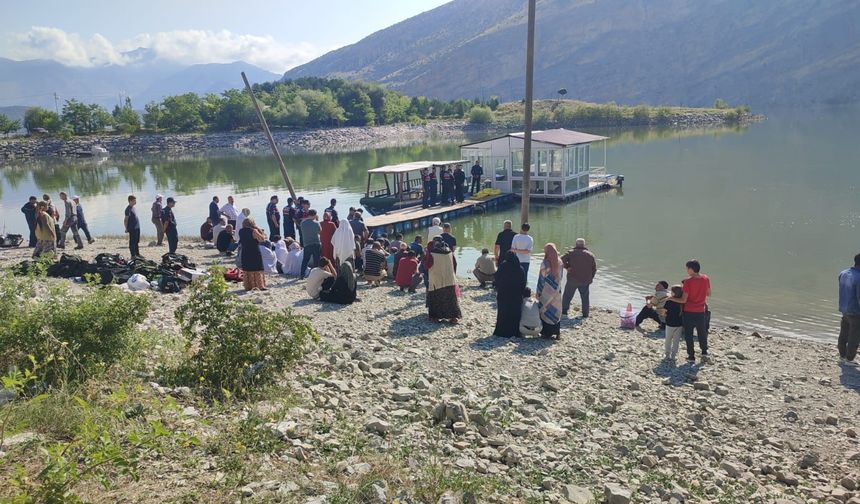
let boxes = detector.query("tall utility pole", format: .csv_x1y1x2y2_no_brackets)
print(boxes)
53,93,60,115
520,0,536,225
241,71,297,200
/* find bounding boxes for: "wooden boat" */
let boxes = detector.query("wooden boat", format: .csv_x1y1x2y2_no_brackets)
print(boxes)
360,160,467,215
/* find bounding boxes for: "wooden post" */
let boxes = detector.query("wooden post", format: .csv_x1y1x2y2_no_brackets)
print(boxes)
520,0,536,226
241,71,297,201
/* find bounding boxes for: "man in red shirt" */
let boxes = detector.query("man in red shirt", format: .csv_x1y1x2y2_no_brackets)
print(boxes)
670,260,711,362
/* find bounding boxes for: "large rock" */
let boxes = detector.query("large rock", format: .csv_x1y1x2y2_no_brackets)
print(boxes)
364,417,390,435
561,484,593,503
603,483,631,504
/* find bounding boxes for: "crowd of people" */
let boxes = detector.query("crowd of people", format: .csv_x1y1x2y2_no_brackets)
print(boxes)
21,192,96,258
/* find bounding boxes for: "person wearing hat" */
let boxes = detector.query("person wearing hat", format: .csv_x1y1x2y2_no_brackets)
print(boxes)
124,195,141,258
73,195,95,244
161,197,178,254
151,195,165,246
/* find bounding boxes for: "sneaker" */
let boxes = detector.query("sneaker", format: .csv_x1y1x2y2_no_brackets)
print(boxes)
74,245,84,250
686,356,696,363
88,239,95,244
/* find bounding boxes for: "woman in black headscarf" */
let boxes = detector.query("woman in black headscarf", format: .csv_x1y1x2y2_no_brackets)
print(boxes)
493,250,527,337
319,260,357,305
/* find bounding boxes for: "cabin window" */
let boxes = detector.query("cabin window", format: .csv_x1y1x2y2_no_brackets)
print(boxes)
512,180,523,194
547,180,563,195
530,180,544,194
512,150,523,177
495,158,507,181
576,146,585,173
537,151,549,176
565,148,575,177
584,145,590,172
551,150,563,176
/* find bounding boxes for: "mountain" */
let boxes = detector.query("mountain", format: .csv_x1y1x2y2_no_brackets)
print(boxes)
283,0,860,107
0,58,280,110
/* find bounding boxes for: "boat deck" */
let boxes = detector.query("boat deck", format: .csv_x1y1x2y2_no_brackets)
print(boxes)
364,193,515,236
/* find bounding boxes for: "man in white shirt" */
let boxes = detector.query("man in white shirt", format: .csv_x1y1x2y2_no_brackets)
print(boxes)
510,222,534,277
427,217,443,243
220,195,239,228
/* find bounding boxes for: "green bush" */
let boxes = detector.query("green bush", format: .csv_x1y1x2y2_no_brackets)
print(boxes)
714,98,729,109
655,107,673,124
0,273,151,386
170,270,317,397
552,104,575,125
632,105,651,124
467,105,494,124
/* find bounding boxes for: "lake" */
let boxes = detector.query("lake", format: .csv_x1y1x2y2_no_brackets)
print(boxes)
1,107,858,342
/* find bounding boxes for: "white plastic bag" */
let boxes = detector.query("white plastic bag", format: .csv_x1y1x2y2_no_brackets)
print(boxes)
127,273,149,291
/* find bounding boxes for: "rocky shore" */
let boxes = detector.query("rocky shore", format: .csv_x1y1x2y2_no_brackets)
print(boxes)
0,122,495,161
0,109,758,162
1,238,856,504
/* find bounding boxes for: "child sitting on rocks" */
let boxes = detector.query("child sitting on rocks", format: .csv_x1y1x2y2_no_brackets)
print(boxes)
519,287,542,337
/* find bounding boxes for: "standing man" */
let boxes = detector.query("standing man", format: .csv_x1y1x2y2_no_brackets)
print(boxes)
21,196,38,247
161,197,178,254
494,220,516,264
429,169,439,207
43,194,61,241
209,196,221,227
510,222,534,277
421,168,432,208
470,160,484,194
453,165,466,203
838,253,860,365
282,197,296,239
73,195,95,244
561,238,597,318
266,195,280,241
32,201,56,259
671,260,711,362
57,191,84,250
220,195,239,229
299,209,322,279
325,198,339,224
124,195,141,258
151,195,165,246
440,223,457,252
441,167,455,205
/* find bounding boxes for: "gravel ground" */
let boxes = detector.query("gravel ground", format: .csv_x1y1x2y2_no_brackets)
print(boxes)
1,237,859,503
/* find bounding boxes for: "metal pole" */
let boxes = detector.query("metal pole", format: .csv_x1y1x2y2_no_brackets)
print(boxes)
241,71,297,200
520,0,536,226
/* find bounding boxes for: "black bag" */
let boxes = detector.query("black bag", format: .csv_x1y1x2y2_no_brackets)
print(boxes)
161,253,195,271
47,254,87,278
94,253,127,268
158,274,183,293
0,234,23,248
128,258,160,278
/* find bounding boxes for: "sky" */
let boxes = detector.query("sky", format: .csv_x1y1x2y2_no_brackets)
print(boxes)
1,0,451,73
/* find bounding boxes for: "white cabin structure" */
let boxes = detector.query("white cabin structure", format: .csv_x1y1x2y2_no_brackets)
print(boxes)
460,128,609,200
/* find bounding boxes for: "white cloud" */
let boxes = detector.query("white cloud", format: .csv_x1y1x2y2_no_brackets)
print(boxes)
2,27,327,73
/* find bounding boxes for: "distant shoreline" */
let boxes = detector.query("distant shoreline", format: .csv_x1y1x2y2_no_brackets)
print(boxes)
0,111,760,162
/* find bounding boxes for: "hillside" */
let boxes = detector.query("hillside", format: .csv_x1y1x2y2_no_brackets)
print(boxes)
283,0,860,107
0,58,279,110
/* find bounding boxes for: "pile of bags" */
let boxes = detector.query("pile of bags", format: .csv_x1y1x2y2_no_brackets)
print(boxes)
13,253,207,294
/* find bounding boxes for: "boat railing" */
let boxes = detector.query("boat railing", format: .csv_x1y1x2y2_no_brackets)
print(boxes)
368,187,391,198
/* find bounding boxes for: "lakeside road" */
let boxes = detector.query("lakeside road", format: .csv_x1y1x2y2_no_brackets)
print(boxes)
1,237,858,503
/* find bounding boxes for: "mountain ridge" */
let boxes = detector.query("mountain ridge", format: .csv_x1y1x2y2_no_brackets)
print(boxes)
283,0,860,107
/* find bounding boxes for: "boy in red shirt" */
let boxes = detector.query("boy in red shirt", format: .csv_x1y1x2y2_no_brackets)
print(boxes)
669,260,711,363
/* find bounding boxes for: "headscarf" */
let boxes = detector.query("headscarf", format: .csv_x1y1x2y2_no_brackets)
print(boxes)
339,260,356,291
332,218,355,263
543,242,562,278
496,250,526,294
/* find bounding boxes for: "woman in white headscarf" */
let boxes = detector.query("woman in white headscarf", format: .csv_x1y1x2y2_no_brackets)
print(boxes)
332,218,356,265
235,208,250,240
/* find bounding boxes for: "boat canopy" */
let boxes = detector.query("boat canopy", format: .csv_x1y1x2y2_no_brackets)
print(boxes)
367,160,467,174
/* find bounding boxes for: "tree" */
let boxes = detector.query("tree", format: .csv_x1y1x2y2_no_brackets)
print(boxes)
714,98,729,109
23,107,62,134
143,102,163,131
468,105,494,124
213,89,256,131
558,88,568,103
159,93,204,132
62,100,112,134
112,97,141,133
298,89,346,127
487,96,500,111
380,92,410,124
0,114,21,136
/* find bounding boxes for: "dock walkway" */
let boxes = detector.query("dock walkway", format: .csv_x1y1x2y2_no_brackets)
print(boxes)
364,193,515,237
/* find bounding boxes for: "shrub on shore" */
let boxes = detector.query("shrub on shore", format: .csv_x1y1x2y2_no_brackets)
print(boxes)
168,270,317,397
468,105,494,124
0,273,151,387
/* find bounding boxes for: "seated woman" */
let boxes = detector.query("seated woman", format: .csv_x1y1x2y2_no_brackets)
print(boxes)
319,260,357,305
395,249,421,293
306,257,338,299
216,224,238,254
519,287,542,337
259,239,278,274
279,237,304,276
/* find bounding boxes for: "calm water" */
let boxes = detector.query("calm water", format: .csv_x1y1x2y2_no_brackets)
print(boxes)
1,108,858,341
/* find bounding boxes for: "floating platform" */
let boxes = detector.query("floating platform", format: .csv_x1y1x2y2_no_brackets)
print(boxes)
365,193,516,237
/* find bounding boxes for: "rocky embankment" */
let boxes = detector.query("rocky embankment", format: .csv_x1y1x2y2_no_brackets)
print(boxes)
0,122,493,161
0,238,855,503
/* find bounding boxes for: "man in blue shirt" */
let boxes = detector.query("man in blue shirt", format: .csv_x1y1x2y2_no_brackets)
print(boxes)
73,196,95,244
209,196,221,226
838,252,860,365
265,195,280,241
